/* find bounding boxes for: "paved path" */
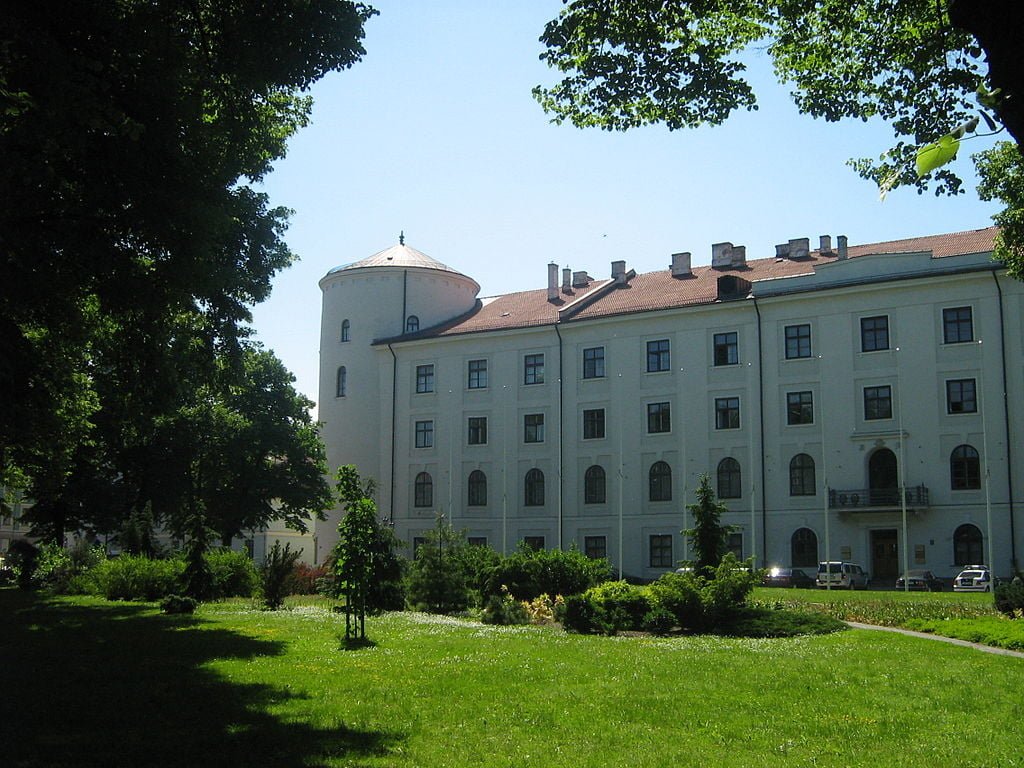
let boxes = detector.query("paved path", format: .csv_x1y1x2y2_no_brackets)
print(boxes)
846,621,1024,658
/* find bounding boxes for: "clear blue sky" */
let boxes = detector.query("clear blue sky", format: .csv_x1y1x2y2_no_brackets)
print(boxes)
251,1,1001,409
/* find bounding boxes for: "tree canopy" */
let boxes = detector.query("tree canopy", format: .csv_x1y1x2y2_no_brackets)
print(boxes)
1,1,373,543
534,0,1023,270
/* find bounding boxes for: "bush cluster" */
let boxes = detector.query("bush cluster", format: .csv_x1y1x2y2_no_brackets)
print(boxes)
84,555,186,601
995,576,1024,618
485,545,611,602
562,555,760,635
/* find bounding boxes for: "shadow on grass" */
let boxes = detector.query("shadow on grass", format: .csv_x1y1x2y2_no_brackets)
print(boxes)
0,589,402,767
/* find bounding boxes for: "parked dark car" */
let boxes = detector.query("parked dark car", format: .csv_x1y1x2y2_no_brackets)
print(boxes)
762,567,815,589
895,569,944,591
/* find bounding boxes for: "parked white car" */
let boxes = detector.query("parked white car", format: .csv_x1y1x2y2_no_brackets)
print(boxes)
816,561,869,590
953,565,993,592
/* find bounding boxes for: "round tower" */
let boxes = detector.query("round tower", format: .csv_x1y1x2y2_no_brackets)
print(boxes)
316,238,480,561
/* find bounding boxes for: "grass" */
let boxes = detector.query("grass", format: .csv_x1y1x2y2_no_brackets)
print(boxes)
4,588,1024,767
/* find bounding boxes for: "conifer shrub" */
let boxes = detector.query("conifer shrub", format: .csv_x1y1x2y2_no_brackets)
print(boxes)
160,594,198,614
995,576,1024,617
481,587,529,625
260,542,302,610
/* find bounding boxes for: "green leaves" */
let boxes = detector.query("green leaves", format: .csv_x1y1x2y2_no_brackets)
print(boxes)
915,132,960,178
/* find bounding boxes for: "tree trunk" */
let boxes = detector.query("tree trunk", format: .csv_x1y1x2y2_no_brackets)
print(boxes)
949,0,1024,146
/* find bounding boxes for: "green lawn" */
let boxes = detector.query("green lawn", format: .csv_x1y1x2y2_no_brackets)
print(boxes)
3,589,1024,767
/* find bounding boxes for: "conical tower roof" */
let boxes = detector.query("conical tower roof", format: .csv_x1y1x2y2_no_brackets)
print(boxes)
326,241,467,278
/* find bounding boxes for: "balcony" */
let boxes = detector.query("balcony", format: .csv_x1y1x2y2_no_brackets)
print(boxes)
828,485,929,512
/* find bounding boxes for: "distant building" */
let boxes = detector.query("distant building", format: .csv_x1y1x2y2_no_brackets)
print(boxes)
316,227,1021,582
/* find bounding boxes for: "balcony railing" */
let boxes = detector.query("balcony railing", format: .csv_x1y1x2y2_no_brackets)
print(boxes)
828,485,929,510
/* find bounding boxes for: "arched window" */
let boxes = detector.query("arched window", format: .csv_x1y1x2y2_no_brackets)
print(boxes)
406,315,419,333
584,465,606,504
953,523,984,566
340,319,350,342
950,444,981,490
336,366,347,398
789,454,816,496
524,468,545,506
649,461,672,502
414,472,433,508
791,527,818,568
717,457,741,499
467,470,487,507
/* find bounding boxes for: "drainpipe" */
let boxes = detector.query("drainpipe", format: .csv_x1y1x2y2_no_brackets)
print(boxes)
388,344,398,524
993,269,1017,570
753,297,768,565
554,324,564,551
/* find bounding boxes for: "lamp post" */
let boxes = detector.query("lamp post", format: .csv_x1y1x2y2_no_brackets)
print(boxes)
617,371,624,579
819,355,830,591
896,346,909,592
979,340,995,575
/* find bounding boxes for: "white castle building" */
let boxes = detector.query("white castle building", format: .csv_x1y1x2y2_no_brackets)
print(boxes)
316,227,1022,583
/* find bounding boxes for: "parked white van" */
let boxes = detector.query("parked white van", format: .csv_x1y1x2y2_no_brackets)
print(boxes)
816,561,869,589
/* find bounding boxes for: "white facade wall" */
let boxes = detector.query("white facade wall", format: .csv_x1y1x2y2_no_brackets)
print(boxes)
318,243,1024,581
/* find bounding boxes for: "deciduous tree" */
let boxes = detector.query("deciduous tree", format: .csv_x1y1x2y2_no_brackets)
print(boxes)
535,1,1024,269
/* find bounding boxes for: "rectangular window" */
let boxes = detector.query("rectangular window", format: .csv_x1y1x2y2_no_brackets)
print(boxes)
784,324,812,359
786,391,814,425
860,316,889,352
943,306,973,344
524,353,545,385
582,408,605,440
863,385,893,420
727,532,743,560
415,364,434,394
467,536,488,547
582,346,605,379
649,534,673,568
946,378,977,414
414,420,434,448
524,413,545,443
715,397,740,430
713,331,738,366
522,536,545,551
412,537,426,558
467,416,488,445
646,339,671,372
647,402,671,434
467,359,488,389
584,535,607,560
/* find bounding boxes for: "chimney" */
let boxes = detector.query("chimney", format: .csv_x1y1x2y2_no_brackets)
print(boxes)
670,252,692,277
819,235,832,254
711,242,733,268
611,260,627,284
731,245,746,268
562,267,572,293
572,270,590,287
788,238,810,260
548,262,559,300
837,235,848,260
775,243,790,259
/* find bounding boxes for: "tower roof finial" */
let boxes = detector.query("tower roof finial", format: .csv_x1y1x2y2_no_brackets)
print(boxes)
399,230,405,246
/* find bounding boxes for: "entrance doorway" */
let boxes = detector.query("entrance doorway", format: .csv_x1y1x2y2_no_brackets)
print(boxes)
871,529,899,583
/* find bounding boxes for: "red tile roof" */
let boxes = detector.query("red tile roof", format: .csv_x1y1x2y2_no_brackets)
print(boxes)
408,227,998,339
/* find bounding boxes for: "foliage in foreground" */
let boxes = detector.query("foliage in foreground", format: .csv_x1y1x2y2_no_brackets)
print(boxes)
7,592,1024,768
